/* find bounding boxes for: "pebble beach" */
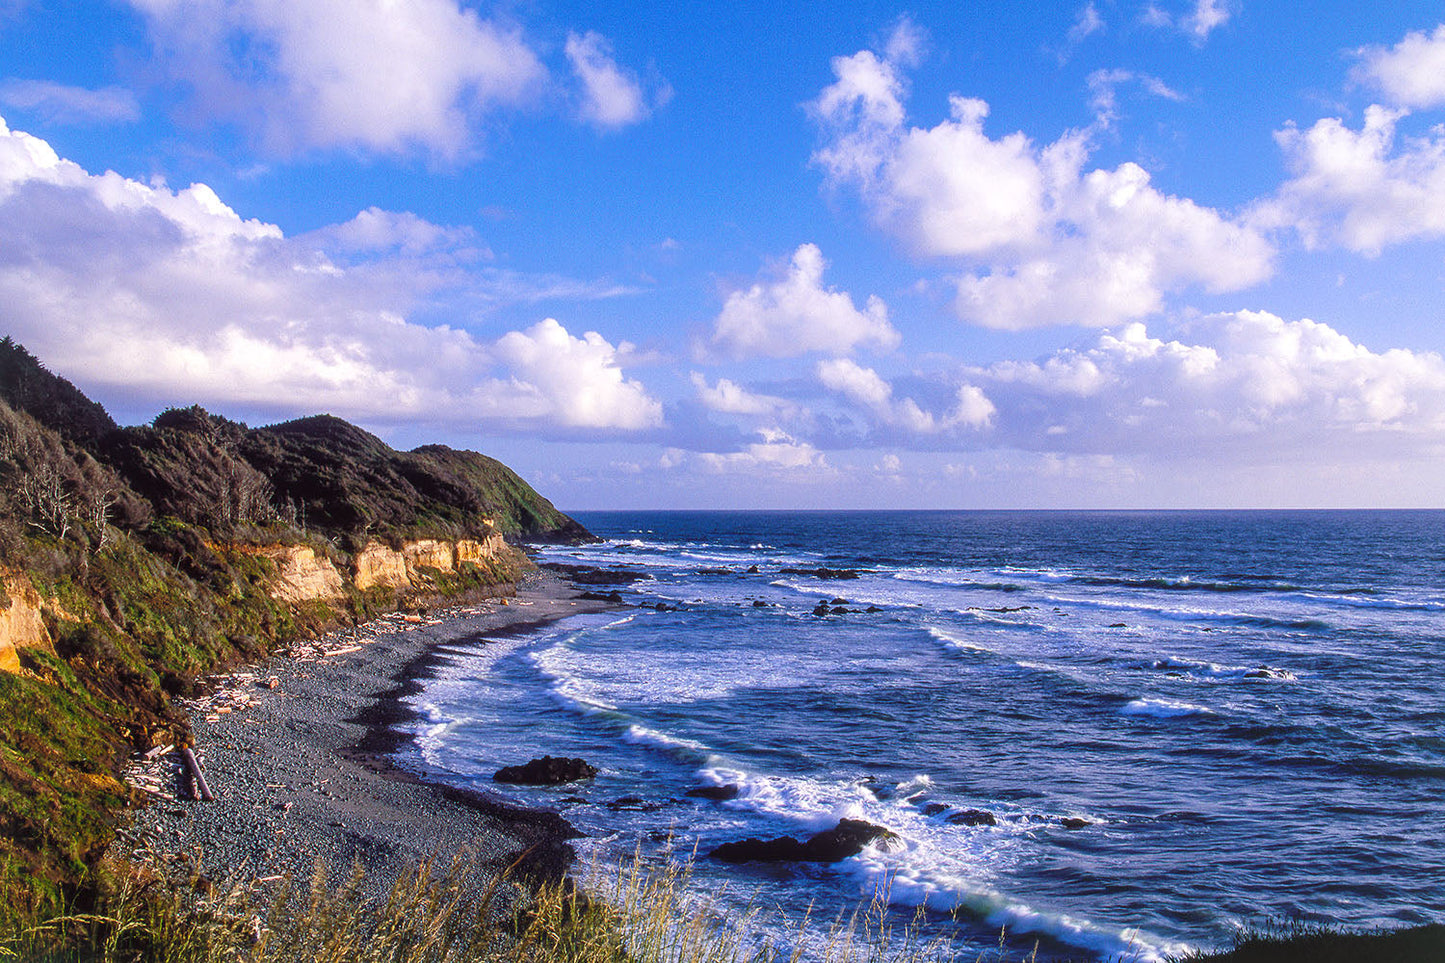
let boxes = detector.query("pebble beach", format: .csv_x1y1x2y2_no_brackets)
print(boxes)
116,571,612,903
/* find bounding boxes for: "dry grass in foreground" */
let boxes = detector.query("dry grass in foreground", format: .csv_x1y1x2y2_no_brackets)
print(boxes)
0,849,1052,963
9,848,1441,963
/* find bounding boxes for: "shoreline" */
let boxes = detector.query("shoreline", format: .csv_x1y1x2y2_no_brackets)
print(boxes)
118,569,614,901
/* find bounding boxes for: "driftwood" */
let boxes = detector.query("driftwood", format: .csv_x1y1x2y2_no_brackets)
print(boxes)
180,747,214,802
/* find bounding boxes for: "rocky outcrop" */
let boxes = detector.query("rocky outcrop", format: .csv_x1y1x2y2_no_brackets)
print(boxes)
494,756,599,785
711,819,899,863
0,570,54,674
246,545,346,604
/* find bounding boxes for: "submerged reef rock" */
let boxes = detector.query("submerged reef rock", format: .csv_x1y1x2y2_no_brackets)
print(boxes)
945,808,998,826
493,756,599,785
712,818,899,863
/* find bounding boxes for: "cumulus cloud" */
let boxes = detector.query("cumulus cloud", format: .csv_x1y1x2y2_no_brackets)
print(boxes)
0,113,660,433
811,46,1272,329
1353,24,1445,109
1254,105,1445,254
817,358,935,432
696,427,827,473
565,31,668,129
690,373,795,417
481,319,663,429
0,80,140,124
962,312,1445,455
127,0,545,157
708,244,899,358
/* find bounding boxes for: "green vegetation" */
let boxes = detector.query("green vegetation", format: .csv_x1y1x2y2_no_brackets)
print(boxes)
0,337,589,917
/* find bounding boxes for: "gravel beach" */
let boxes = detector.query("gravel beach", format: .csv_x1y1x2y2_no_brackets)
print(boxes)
118,570,612,903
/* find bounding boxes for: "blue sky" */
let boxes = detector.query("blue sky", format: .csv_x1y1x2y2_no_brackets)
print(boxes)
3,1,1445,509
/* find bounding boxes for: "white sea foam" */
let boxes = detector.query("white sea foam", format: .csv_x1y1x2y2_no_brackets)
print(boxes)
622,724,713,764
1121,697,1216,719
1152,656,1296,681
926,626,996,654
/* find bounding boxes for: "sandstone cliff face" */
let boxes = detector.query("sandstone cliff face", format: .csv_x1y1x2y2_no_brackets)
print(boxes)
352,542,410,592
246,545,346,604
0,570,54,674
353,532,509,592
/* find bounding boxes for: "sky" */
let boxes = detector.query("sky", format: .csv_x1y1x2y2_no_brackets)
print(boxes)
2,1,1445,510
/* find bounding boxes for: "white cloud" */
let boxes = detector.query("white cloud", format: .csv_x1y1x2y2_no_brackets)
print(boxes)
127,0,545,157
964,313,1445,454
1353,24,1445,110
816,358,994,433
0,114,660,433
1141,0,1231,42
1255,106,1445,254
484,319,663,430
308,206,486,256
1183,0,1230,41
882,16,926,68
1087,68,1184,128
0,80,140,124
697,427,827,473
565,30,668,129
1068,4,1105,46
812,48,1272,329
690,373,795,417
708,243,899,358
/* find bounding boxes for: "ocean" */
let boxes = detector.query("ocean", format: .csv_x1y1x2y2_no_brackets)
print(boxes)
401,511,1445,961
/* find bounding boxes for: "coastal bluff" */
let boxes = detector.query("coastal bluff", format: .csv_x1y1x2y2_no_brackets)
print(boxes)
0,337,593,899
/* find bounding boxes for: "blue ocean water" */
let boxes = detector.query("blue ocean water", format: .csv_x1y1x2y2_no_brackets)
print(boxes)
403,511,1445,961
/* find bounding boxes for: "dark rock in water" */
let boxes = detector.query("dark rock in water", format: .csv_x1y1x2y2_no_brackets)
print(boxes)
831,598,849,605
654,602,677,611
813,602,831,616
752,600,770,607
687,784,741,801
779,567,864,579
697,567,732,575
542,562,652,585
921,803,949,817
712,835,811,863
747,565,760,573
804,819,899,861
494,755,599,785
608,795,665,812
712,819,898,863
1244,666,1291,679
830,606,849,614
559,795,588,805
946,809,998,827
865,606,882,613
1059,817,1092,830
1108,622,1127,628
1158,811,1208,823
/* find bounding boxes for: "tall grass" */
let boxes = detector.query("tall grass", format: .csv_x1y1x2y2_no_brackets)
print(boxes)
0,849,1047,963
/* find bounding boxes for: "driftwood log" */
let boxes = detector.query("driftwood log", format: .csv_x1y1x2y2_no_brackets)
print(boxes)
180,747,214,802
